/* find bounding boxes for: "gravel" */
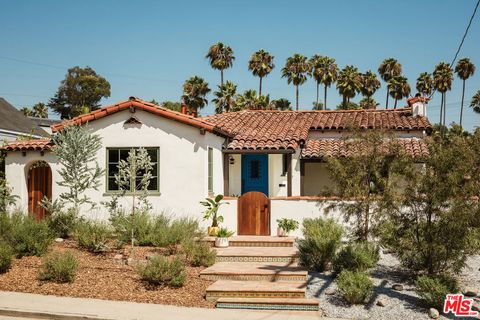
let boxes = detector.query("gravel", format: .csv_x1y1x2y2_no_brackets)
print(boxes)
306,252,480,320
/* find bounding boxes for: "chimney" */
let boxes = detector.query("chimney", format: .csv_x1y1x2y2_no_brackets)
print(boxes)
408,93,429,117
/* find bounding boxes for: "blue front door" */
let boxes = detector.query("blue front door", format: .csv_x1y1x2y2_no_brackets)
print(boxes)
241,154,268,196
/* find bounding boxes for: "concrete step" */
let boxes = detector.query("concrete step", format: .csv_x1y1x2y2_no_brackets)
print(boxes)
215,297,320,311
200,262,307,282
205,280,306,301
215,246,299,263
204,236,295,247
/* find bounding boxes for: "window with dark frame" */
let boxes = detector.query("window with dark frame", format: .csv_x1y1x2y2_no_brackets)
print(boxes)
106,147,159,192
281,154,288,176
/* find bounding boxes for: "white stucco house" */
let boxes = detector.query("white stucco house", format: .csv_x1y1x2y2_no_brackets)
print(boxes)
2,96,432,236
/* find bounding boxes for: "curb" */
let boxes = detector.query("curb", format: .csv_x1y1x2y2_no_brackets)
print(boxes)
0,307,110,320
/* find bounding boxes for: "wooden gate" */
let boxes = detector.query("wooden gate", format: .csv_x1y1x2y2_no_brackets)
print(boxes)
237,191,270,236
28,163,52,221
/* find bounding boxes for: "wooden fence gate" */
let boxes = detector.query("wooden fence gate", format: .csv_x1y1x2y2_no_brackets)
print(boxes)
237,191,270,236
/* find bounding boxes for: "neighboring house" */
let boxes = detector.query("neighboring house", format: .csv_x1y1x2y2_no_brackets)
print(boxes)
2,96,432,236
28,117,62,135
0,98,50,142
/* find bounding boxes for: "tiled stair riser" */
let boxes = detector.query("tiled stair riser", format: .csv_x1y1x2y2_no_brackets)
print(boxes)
228,242,293,247
206,291,305,301
216,256,299,263
216,303,319,311
201,274,306,282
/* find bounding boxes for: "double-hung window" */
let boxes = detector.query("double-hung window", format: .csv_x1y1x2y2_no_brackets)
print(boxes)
106,147,159,193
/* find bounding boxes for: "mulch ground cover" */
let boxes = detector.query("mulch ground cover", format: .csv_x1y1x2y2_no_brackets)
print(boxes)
0,240,215,308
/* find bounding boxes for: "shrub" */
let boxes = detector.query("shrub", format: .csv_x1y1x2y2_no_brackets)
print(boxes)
336,270,373,304
74,220,112,253
1,212,53,257
276,218,299,233
415,274,459,309
182,240,216,267
0,242,13,273
137,254,186,287
150,215,202,249
47,208,78,239
333,242,380,273
298,218,343,271
109,209,153,246
39,251,78,283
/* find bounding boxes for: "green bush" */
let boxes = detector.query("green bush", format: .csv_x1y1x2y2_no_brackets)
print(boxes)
336,270,373,304
333,242,380,273
1,212,53,257
109,210,153,246
298,218,343,271
150,215,202,249
39,251,78,283
74,220,112,253
0,242,13,273
137,254,186,287
182,240,216,267
47,208,77,238
415,274,459,309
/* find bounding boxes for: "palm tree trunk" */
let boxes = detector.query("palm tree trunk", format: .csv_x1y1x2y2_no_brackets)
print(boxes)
443,93,447,128
386,88,390,109
221,70,224,87
316,82,319,109
460,80,465,127
295,85,299,111
439,93,444,130
394,98,398,109
324,84,327,110
259,77,263,96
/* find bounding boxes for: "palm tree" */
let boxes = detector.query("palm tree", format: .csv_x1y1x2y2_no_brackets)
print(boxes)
359,97,379,109
235,89,258,111
388,76,411,109
359,70,381,109
378,58,402,109
19,107,32,117
212,81,237,114
281,54,311,110
272,98,292,110
206,42,234,86
455,58,476,127
433,62,453,129
416,72,433,97
257,94,272,110
470,90,480,113
309,55,337,110
32,102,48,118
181,76,211,114
336,65,362,108
248,49,275,96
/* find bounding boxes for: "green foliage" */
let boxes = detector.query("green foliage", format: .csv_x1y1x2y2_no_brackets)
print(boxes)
248,49,274,96
336,65,362,106
137,254,186,287
336,270,373,304
0,242,13,273
42,199,77,238
415,274,459,309
380,134,480,274
74,220,112,253
52,125,104,214
216,227,234,238
276,218,299,233
39,251,78,283
212,81,237,113
333,242,380,273
109,210,153,246
150,215,202,250
201,194,226,228
0,212,53,257
48,66,111,119
181,76,211,111
0,176,18,213
182,240,216,267
298,217,343,271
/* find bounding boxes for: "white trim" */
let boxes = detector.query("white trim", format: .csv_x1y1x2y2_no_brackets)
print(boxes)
0,128,43,139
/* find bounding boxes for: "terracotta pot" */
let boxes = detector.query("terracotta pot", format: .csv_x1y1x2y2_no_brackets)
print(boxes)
277,227,288,237
208,226,219,236
215,237,229,248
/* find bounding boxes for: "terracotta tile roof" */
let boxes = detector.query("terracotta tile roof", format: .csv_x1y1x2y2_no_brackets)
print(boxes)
3,139,53,151
301,138,429,159
51,97,230,137
203,108,432,150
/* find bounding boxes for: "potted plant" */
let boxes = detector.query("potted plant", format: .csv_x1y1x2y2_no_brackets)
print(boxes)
201,194,228,236
215,228,235,247
276,218,299,237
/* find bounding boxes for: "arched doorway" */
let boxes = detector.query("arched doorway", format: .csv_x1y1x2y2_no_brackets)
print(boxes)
27,161,52,220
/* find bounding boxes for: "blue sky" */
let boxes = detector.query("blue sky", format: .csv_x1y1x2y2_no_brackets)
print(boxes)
1,0,479,131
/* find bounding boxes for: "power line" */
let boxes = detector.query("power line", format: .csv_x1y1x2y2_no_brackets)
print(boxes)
450,0,480,68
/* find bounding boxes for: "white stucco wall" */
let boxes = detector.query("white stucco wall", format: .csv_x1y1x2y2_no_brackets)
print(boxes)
303,162,335,196
5,109,225,221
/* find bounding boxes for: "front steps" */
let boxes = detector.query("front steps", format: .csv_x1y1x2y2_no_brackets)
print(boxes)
216,297,320,311
202,236,319,312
